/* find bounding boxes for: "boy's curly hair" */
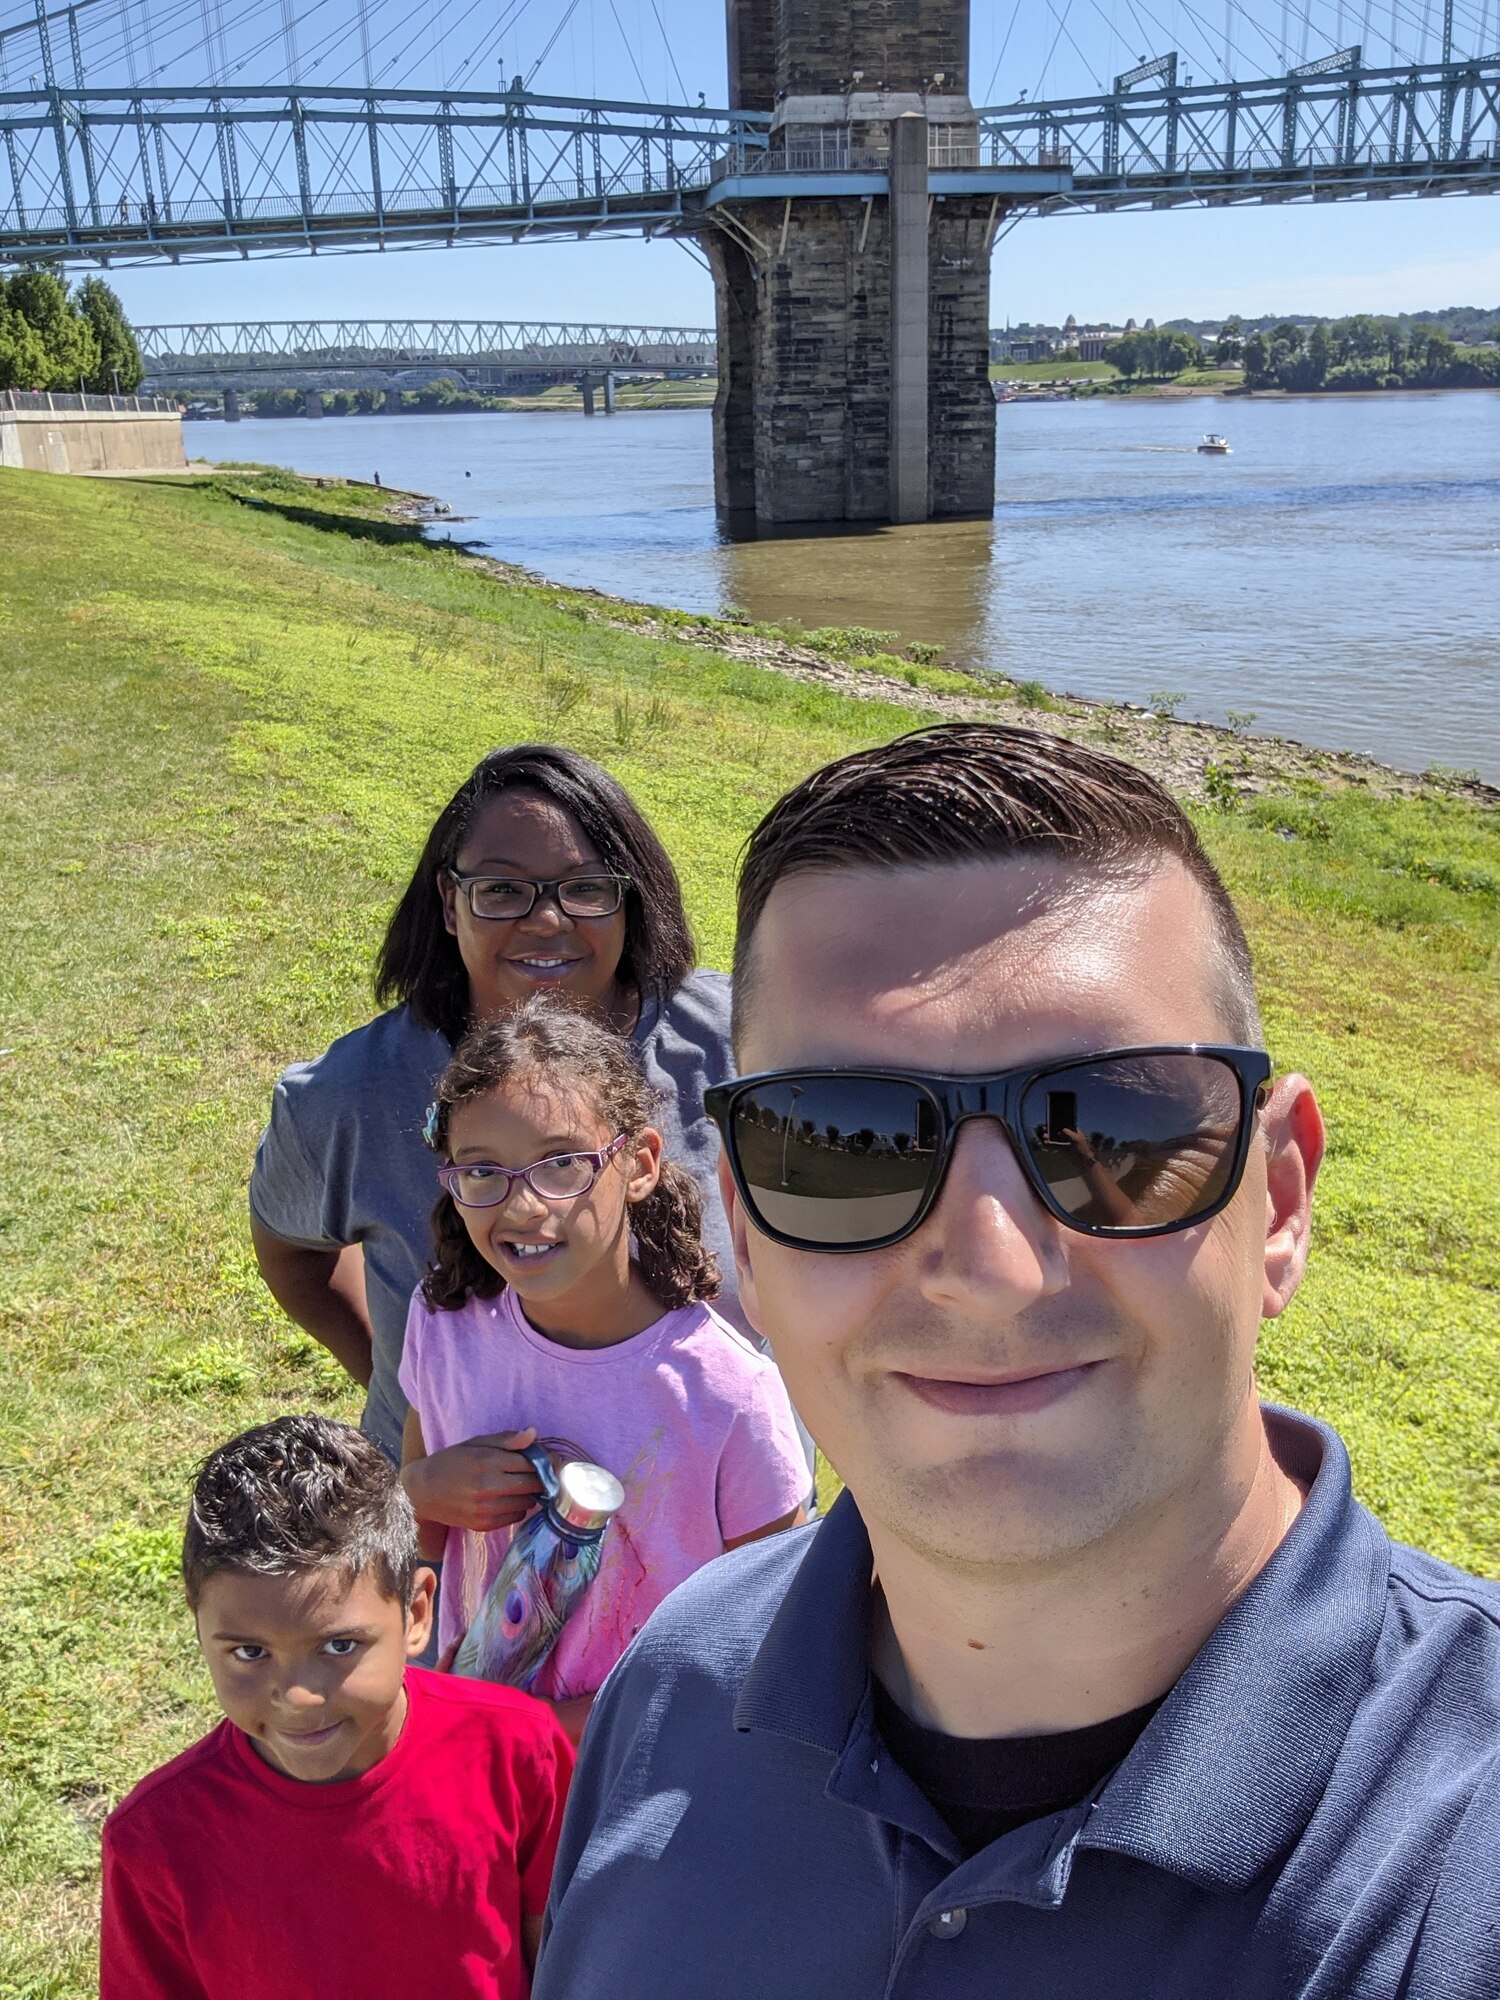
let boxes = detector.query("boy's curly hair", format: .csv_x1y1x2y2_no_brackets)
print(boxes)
182,1414,418,1610
421,998,721,1316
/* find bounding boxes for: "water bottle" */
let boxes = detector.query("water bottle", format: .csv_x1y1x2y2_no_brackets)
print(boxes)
452,1443,624,1690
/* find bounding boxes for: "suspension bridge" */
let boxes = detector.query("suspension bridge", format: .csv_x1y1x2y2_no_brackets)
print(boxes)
0,60,1495,263
2,0,1496,521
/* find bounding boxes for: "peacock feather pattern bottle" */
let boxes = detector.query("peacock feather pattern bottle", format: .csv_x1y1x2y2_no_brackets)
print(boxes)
453,1443,625,1689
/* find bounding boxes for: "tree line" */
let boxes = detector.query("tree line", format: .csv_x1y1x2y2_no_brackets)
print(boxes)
1238,316,1500,392
0,271,145,393
1108,328,1206,380
251,379,538,416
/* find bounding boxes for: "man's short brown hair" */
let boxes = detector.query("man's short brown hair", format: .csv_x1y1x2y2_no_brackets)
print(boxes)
734,723,1261,1045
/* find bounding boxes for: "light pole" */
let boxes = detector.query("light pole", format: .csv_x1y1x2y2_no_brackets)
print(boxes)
779,1086,804,1188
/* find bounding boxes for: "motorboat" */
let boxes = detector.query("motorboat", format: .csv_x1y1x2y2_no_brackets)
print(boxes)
1197,433,1232,454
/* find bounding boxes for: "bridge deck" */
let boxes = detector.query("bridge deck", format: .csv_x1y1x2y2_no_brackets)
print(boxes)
0,61,1494,263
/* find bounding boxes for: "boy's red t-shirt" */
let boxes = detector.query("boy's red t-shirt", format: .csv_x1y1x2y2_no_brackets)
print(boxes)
100,1667,574,2000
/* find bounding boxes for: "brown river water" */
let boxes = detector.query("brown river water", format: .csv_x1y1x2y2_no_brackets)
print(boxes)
208,389,1500,782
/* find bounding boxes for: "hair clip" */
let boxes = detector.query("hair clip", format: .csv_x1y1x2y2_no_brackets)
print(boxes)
421,1100,443,1151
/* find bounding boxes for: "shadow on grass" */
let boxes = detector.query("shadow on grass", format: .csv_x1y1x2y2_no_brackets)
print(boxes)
226,492,434,546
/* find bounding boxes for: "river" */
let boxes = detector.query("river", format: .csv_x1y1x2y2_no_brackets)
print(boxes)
205,389,1500,783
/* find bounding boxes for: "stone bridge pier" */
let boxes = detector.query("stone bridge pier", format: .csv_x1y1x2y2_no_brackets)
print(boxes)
705,0,1022,527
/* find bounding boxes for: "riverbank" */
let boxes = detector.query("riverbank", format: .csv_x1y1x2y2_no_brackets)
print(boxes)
1,462,1496,1994
449,529,1495,808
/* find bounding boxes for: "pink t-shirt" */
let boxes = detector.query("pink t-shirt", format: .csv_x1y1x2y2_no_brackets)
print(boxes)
399,1286,809,1699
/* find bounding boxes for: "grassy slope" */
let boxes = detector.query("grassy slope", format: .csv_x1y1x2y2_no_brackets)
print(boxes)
990,359,1123,381
1,467,1496,1995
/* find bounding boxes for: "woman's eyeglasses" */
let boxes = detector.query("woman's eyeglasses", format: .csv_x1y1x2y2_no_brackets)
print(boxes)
446,872,629,921
438,1134,630,1209
704,1046,1272,1252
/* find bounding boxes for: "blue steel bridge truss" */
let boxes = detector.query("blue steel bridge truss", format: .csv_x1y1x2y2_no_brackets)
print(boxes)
138,318,718,382
982,53,1500,210
0,56,1496,265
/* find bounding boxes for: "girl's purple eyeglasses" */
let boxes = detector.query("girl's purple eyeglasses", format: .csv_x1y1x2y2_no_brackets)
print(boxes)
437,1133,630,1209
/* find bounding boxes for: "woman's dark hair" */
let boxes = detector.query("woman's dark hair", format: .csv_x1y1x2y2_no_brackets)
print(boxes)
421,997,720,1315
375,745,696,1044
182,1415,418,1611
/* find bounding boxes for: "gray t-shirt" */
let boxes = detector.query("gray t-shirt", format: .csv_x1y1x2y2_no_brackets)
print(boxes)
248,971,744,1461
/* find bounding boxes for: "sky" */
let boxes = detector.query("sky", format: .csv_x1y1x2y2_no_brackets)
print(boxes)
10,0,1497,330
106,197,1500,334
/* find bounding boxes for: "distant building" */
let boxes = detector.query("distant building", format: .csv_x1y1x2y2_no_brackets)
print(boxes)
993,335,1055,362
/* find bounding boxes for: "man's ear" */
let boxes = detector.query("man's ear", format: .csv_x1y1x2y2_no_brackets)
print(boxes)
1261,1075,1325,1320
405,1567,438,1660
718,1150,766,1339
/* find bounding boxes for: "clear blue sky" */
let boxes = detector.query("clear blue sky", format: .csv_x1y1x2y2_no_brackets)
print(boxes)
23,0,1495,328
107,198,1500,332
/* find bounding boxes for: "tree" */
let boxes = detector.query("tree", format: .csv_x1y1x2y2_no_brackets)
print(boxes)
1112,334,1141,378
76,277,144,392
1157,328,1202,376
1423,333,1456,380
0,302,51,389
4,268,99,389
1216,317,1244,364
1337,314,1385,363
1242,332,1273,388
1303,319,1331,389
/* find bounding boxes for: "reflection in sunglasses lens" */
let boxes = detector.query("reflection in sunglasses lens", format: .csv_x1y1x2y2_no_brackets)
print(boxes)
730,1077,938,1244
1021,1053,1242,1228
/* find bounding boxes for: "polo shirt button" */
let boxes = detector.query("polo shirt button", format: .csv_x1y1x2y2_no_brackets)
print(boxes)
930,1908,967,1939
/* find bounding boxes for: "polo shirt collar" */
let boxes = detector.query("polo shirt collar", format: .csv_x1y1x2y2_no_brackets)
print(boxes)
732,1406,1392,1893
1081,1406,1391,1889
734,1486,873,1753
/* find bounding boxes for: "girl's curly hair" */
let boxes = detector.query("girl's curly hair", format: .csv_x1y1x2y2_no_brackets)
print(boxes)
421,997,721,1317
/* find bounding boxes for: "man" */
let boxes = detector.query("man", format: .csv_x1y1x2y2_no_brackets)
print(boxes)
535,724,1500,1999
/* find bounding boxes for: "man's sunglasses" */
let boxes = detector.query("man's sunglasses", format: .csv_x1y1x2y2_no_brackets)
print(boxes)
704,1046,1272,1252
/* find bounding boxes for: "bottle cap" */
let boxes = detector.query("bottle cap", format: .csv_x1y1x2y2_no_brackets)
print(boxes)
549,1460,625,1537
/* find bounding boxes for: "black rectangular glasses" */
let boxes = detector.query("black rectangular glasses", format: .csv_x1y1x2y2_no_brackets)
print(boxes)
447,872,629,921
704,1045,1273,1252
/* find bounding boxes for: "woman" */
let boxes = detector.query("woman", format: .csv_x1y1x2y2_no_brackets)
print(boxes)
249,744,744,1466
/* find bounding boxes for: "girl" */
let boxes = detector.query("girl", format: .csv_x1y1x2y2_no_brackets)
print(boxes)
398,998,808,1742
250,742,758,1471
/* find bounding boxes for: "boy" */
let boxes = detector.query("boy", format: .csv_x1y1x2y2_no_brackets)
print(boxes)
101,1413,574,1999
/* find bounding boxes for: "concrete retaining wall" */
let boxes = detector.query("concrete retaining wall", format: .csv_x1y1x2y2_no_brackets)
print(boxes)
0,397,186,475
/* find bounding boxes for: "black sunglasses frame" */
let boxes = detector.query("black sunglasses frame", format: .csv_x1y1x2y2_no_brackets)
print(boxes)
704,1044,1273,1253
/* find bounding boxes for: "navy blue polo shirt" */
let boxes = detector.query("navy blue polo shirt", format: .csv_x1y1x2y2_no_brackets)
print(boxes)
536,1408,1500,2000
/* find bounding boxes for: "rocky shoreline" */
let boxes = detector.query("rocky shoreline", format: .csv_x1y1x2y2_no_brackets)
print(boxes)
450,545,1499,813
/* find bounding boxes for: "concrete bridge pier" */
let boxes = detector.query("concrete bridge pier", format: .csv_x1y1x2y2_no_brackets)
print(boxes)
888,113,929,525
707,0,1001,527
222,386,242,422
305,390,324,418
705,161,999,526
579,372,617,415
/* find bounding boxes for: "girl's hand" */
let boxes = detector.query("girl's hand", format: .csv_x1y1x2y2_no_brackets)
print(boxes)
401,1427,545,1531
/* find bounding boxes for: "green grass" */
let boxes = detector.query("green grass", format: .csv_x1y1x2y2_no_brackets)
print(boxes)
1,465,1496,1993
990,358,1122,381
988,360,1245,393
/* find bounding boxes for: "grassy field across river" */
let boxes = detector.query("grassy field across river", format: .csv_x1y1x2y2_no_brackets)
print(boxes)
1,465,1496,1995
